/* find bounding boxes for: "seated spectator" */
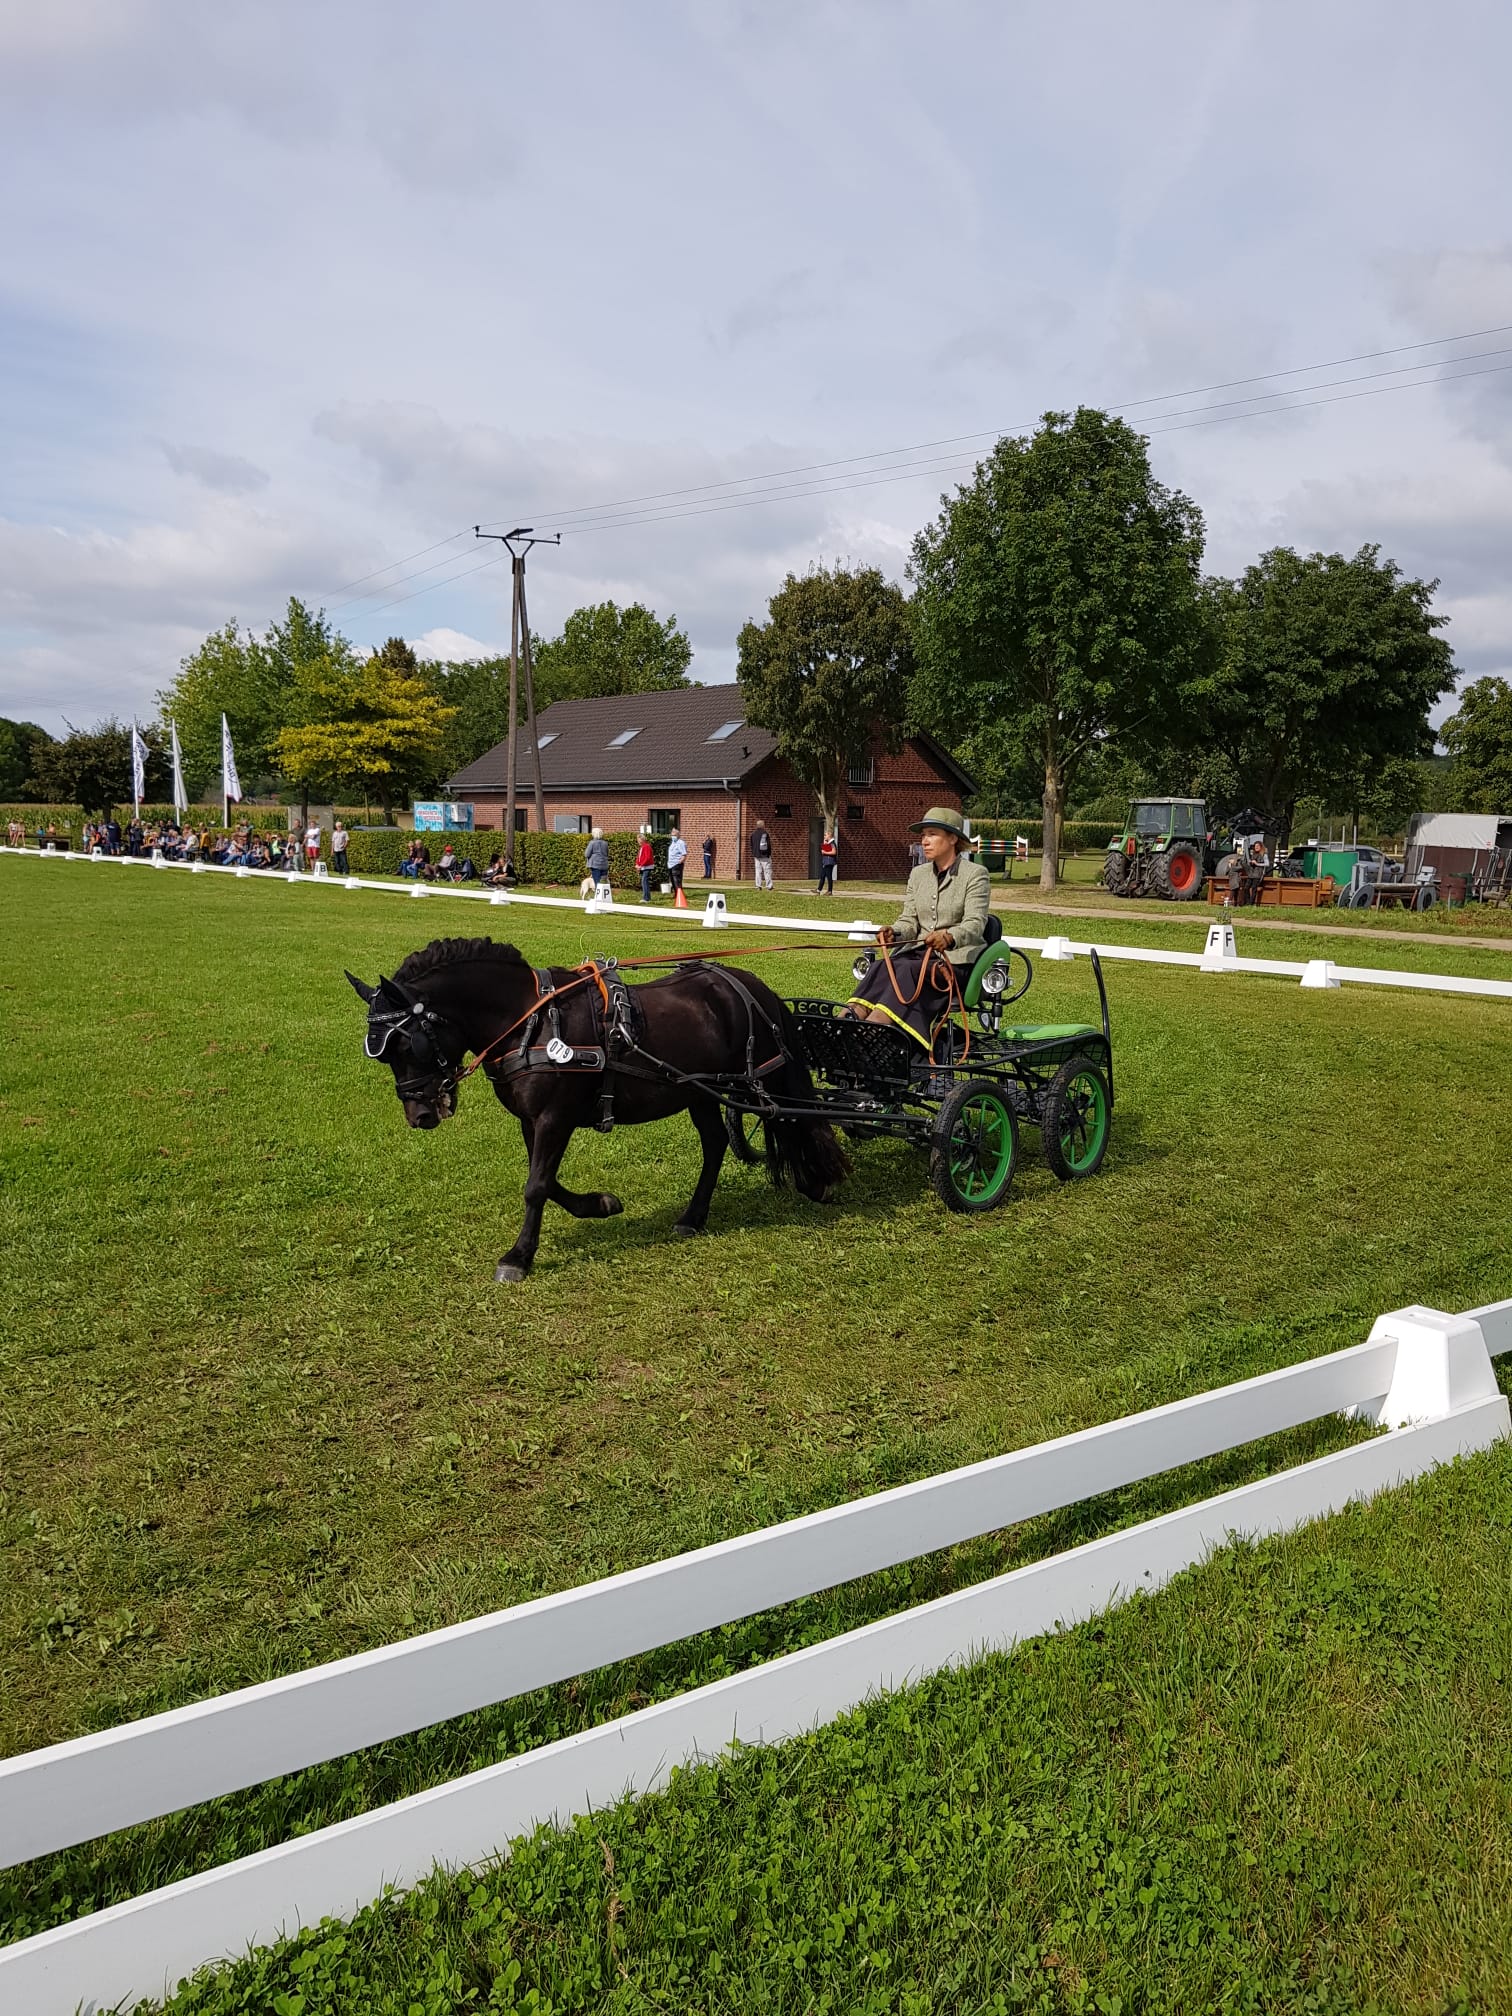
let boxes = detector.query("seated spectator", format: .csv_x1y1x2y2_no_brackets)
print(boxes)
458,856,478,881
429,842,460,882
481,852,507,887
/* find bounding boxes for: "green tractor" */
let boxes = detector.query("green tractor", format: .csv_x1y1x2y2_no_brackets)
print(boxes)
1103,798,1210,901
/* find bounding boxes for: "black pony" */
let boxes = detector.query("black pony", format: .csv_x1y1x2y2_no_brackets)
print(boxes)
346,938,848,1281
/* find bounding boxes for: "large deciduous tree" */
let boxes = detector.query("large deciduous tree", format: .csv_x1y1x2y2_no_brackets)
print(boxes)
531,601,692,704
909,408,1206,889
0,719,56,800
157,619,283,798
1441,676,1512,813
1190,546,1455,833
30,720,169,815
736,564,914,838
273,651,457,818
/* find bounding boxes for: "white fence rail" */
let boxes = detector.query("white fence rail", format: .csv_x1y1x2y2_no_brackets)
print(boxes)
7,844,1512,996
2,1298,1508,2012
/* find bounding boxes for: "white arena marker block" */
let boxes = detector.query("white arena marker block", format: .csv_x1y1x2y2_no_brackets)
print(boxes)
489,891,511,905
1042,935,1075,961
1359,1306,1503,1430
410,883,428,898
345,878,361,890
235,865,251,879
703,892,729,928
314,861,328,878
1201,922,1238,972
152,849,167,867
1300,959,1339,989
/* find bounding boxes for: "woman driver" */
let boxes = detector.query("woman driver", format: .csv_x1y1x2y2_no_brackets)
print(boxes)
847,807,992,1043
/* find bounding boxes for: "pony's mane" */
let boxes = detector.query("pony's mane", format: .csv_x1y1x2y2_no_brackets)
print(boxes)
393,937,528,985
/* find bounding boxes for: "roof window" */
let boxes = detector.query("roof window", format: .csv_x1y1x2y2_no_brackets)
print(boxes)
706,719,743,742
607,728,642,748
532,732,558,750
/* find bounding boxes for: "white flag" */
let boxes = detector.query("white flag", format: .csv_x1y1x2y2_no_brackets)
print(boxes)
221,713,242,804
170,719,187,817
130,720,148,810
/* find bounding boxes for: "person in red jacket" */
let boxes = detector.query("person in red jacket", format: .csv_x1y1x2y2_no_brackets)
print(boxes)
636,833,656,904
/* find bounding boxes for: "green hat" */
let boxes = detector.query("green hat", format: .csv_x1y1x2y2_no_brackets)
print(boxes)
909,805,970,839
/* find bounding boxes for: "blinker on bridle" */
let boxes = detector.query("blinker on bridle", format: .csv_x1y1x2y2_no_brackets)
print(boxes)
365,997,462,1092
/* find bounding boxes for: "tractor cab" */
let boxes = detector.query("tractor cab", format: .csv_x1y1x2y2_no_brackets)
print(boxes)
1104,798,1208,901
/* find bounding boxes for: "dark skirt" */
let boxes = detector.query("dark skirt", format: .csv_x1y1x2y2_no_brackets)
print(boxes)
847,948,950,1045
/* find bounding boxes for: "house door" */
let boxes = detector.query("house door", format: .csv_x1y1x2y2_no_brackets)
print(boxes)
808,816,826,879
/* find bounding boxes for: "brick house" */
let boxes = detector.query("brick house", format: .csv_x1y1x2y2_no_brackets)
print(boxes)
445,686,973,882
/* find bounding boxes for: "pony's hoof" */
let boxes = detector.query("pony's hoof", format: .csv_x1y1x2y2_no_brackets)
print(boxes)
599,1193,624,1217
672,1221,704,1239
495,1259,529,1284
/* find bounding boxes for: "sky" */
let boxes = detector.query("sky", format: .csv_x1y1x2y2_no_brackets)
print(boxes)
3,0,1511,736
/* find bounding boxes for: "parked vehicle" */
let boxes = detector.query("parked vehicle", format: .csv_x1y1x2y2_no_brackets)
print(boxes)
1102,798,1209,900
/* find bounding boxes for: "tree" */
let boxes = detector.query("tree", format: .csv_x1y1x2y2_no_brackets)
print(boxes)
0,719,56,800
1189,546,1455,835
737,564,914,837
531,601,692,703
1441,677,1512,812
30,720,169,815
910,409,1206,889
273,653,457,818
157,620,284,798
425,656,516,786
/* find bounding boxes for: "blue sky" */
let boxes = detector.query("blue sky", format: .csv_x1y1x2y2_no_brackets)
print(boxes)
3,0,1511,733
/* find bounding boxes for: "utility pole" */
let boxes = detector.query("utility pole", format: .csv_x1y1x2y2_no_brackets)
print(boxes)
475,526,560,871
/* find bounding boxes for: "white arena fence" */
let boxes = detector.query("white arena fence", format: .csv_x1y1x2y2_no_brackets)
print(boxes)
1,1296,1509,2012
5,842,1512,1002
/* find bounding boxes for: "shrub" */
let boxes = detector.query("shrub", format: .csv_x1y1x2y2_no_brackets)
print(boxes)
344,829,668,888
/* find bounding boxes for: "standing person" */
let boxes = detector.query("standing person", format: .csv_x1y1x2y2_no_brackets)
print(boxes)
750,819,774,890
666,826,687,897
585,825,611,891
105,815,121,854
817,825,838,895
331,820,349,875
635,832,655,903
701,833,715,879
305,818,322,870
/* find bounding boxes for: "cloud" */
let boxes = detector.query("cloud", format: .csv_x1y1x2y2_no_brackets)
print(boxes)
407,626,504,662
162,442,270,494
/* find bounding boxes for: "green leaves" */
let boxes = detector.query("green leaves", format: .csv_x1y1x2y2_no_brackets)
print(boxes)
737,563,914,826
1442,677,1512,814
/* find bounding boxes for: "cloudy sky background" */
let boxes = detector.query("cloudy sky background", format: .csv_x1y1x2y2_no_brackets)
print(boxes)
4,0,1511,735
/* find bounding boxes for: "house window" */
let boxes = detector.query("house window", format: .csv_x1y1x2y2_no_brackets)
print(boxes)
513,809,528,832
607,728,642,748
647,807,681,835
552,814,592,834
846,804,863,820
846,752,875,788
774,804,792,819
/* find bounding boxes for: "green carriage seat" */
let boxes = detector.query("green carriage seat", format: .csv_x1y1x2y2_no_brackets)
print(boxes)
961,916,1006,1010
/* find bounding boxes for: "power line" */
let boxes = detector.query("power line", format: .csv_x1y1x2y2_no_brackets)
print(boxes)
348,547,506,622
475,319,1512,532
321,529,472,602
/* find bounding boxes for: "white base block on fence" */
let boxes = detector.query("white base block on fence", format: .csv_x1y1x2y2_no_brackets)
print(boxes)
1300,959,1339,989
1365,1306,1503,1430
1201,922,1238,971
345,878,361,890
1042,935,1075,961
235,865,250,878
410,884,427,898
489,891,511,904
702,892,728,928
4,1389,1503,2016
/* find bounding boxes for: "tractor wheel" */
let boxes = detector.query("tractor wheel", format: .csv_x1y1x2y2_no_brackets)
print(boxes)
1156,843,1204,900
724,1107,764,1165
929,1079,1018,1213
1041,1056,1112,1182
1414,883,1436,911
1102,850,1132,895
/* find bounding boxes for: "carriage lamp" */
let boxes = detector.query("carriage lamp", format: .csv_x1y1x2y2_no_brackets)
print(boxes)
979,957,1012,997
852,951,875,982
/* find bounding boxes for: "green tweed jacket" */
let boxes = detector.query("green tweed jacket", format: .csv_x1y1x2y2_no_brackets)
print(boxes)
891,854,993,966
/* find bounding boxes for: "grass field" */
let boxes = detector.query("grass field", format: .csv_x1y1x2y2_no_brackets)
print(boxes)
4,858,1512,2010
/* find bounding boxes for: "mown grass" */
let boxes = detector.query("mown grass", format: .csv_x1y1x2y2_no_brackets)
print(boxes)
3,859,1511,2004
142,1424,1512,2016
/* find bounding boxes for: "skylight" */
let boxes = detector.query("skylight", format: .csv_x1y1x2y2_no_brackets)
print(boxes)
706,719,743,742
607,728,642,747
533,732,558,750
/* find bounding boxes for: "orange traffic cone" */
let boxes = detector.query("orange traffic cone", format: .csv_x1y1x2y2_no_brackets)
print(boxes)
674,883,688,909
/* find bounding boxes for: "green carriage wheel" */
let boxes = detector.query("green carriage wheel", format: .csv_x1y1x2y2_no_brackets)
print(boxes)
929,1079,1018,1213
1041,1055,1111,1182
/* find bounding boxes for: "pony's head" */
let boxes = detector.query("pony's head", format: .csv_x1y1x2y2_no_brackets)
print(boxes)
346,970,464,1128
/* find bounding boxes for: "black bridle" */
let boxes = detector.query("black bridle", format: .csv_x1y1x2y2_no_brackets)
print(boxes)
364,993,467,1100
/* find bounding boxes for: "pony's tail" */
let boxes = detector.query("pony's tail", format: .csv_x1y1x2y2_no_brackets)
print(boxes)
764,1004,851,1202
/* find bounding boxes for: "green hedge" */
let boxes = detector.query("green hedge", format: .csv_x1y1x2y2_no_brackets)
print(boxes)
345,829,670,889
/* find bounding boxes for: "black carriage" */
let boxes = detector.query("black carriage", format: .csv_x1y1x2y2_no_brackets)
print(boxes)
724,927,1114,1212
